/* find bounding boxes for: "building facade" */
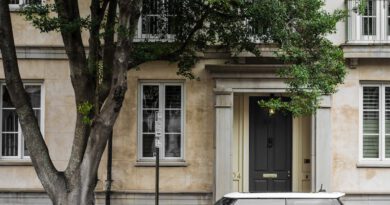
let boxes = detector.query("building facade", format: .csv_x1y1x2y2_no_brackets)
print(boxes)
1,0,390,205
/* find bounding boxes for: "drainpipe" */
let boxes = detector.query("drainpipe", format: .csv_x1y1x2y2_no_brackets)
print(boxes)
105,131,113,205
311,114,316,192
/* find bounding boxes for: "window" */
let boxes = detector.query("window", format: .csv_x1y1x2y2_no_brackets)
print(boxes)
361,84,390,162
138,82,184,160
347,0,390,43
9,0,43,11
137,0,176,39
0,83,43,159
362,0,376,36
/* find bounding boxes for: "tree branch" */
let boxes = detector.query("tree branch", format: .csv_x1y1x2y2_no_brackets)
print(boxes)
53,0,94,180
79,1,141,203
0,0,66,200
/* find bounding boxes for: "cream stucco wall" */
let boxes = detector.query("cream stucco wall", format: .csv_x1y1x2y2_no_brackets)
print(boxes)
332,59,390,193
10,0,90,47
324,0,347,45
0,58,217,193
0,59,75,190
96,60,217,193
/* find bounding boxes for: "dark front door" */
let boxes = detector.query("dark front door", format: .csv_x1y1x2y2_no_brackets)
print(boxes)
249,96,292,192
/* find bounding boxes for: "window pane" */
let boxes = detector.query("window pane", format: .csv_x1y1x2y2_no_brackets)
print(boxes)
143,85,159,108
386,135,390,158
287,199,338,205
362,0,376,36
25,0,41,4
165,134,181,157
2,110,18,132
25,85,41,108
386,87,390,109
235,199,285,205
165,110,181,133
143,134,155,157
2,86,13,108
9,0,19,4
363,87,379,110
23,134,29,157
34,110,41,127
165,85,181,108
2,133,18,156
363,135,379,158
143,110,156,132
363,111,379,134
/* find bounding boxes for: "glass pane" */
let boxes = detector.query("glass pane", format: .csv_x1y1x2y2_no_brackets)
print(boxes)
2,85,13,108
23,133,29,157
363,135,379,158
165,134,181,157
2,133,18,156
386,87,390,109
363,111,379,134
363,87,379,109
143,110,156,132
9,0,19,4
34,110,41,127
215,198,237,205
2,109,18,132
287,199,338,205
235,199,285,205
165,110,181,133
386,135,390,158
25,85,41,108
25,0,41,4
142,134,155,157
165,85,181,108
143,85,159,108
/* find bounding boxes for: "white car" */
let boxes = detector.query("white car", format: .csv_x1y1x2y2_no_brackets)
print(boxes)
215,192,345,205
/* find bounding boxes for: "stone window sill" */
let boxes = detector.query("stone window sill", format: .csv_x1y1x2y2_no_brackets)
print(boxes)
0,160,33,166
135,160,188,167
357,162,390,168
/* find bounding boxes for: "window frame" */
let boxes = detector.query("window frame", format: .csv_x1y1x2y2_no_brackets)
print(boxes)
137,81,185,162
348,0,390,43
8,0,45,12
0,82,45,160
135,0,175,41
359,83,390,164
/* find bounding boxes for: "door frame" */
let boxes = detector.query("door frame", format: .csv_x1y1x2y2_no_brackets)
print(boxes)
232,94,312,193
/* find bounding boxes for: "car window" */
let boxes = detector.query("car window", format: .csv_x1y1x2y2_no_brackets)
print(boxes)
235,199,285,205
215,198,237,205
286,199,340,205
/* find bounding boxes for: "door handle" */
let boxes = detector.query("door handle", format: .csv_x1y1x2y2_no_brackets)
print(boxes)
267,138,273,148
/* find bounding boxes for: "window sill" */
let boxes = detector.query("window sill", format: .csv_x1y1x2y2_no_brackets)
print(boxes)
0,160,32,166
357,162,390,168
135,160,188,167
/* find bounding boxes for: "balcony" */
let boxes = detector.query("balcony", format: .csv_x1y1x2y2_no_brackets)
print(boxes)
347,0,390,44
345,0,390,58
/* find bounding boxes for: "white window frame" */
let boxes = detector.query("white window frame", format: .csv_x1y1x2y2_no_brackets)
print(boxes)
359,83,390,165
135,0,175,41
0,82,45,160
137,81,185,161
9,0,45,12
348,0,390,43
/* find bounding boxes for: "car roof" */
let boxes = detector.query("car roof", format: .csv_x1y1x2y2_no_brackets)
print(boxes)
224,192,345,199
